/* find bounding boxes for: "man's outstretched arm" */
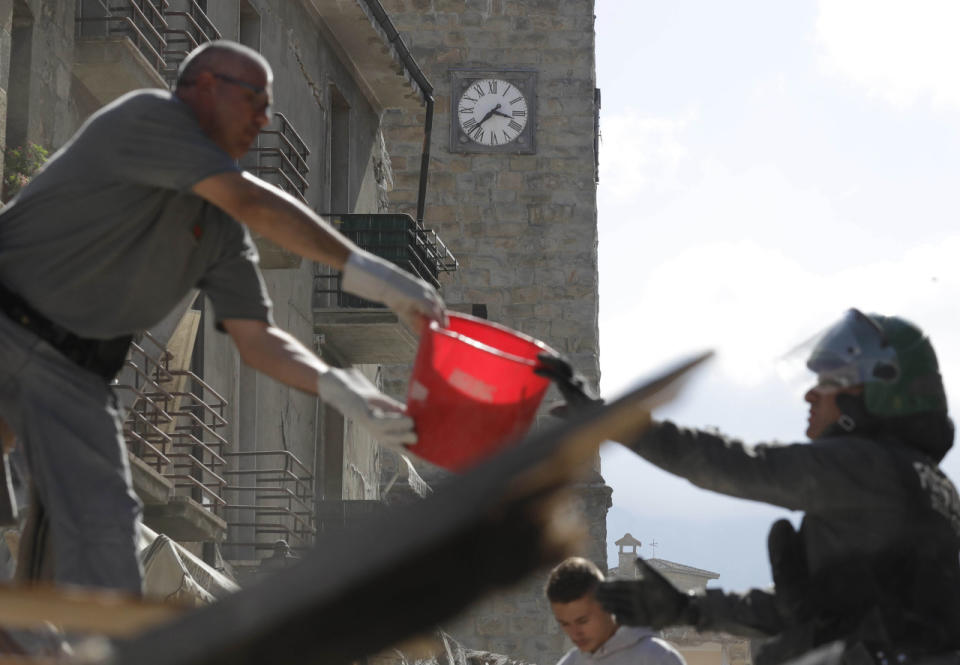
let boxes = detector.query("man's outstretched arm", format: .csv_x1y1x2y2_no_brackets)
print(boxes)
223,318,415,449
597,559,787,638
194,171,446,333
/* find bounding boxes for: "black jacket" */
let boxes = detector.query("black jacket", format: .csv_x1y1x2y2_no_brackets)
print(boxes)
629,422,960,659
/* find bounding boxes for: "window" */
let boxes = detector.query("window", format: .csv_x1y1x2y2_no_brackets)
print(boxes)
329,86,350,213
5,0,34,154
238,1,260,51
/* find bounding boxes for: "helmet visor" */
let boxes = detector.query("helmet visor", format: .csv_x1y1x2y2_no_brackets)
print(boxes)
805,309,900,388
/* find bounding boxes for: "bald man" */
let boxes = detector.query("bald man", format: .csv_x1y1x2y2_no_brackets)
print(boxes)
0,41,445,592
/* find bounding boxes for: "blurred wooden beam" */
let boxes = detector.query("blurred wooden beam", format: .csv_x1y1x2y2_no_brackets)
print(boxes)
0,585,184,637
112,352,711,665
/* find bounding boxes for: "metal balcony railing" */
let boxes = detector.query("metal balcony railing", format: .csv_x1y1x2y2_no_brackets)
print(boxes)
222,450,316,553
75,0,220,84
116,331,229,514
75,0,169,76
248,112,310,203
314,214,458,308
161,0,221,80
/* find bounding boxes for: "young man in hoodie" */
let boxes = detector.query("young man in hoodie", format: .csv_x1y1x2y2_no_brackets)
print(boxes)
547,557,686,665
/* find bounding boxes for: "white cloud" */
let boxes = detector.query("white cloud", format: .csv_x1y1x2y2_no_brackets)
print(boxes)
602,236,960,399
599,109,697,201
816,0,960,109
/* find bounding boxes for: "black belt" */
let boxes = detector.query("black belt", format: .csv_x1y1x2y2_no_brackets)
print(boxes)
0,282,132,382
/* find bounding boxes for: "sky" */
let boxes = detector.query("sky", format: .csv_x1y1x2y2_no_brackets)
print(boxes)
595,0,960,591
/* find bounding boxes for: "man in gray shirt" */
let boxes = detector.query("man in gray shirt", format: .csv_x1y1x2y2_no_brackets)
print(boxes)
0,41,445,593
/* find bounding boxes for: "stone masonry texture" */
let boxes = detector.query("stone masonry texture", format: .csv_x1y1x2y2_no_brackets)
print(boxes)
379,1,606,662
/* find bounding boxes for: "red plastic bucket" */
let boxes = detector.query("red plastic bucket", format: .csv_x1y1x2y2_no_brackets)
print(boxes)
405,313,557,471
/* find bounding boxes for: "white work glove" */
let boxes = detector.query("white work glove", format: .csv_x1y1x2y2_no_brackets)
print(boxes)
341,250,447,333
317,366,417,449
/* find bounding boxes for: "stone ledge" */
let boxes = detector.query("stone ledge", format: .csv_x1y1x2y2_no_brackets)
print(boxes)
143,495,227,543
72,38,167,106
129,453,173,506
314,308,418,364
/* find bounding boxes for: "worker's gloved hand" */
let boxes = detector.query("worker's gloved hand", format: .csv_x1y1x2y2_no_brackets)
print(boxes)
341,250,447,335
317,367,417,449
596,558,699,629
534,353,603,418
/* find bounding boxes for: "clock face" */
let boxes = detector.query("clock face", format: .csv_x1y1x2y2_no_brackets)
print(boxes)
457,78,528,147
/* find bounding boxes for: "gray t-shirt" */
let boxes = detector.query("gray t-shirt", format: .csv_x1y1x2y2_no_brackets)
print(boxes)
0,89,273,338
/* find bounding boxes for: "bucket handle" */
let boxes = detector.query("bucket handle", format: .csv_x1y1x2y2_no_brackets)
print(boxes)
430,319,560,367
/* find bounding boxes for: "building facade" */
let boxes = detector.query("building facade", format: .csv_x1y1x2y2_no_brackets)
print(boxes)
0,1,607,662
0,0,449,573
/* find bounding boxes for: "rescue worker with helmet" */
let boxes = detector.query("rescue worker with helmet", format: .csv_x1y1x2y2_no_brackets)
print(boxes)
543,308,960,664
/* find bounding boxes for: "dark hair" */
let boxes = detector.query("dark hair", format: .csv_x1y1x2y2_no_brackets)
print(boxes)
176,40,271,89
545,557,605,603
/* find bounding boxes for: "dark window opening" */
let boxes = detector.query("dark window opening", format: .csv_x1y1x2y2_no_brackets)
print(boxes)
329,86,350,214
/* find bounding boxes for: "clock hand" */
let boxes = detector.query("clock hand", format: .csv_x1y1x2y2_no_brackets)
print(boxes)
492,109,512,119
477,103,503,126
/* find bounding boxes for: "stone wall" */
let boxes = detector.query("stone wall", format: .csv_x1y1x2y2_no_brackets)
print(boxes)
0,0,11,187
0,0,80,188
378,1,604,662
379,0,600,387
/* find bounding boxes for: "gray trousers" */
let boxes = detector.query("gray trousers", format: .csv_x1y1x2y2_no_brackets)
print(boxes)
0,313,142,592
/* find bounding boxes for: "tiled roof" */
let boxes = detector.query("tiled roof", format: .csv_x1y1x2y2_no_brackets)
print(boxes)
647,557,719,579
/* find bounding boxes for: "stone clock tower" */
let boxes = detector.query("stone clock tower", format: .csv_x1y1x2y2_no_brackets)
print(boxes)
379,1,607,662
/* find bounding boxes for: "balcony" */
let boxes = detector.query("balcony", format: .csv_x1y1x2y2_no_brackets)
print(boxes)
73,0,220,105
119,327,318,555
245,112,311,270
313,214,458,364
305,0,429,112
221,450,316,565
248,113,310,202
160,0,221,78
117,331,229,542
74,0,169,104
